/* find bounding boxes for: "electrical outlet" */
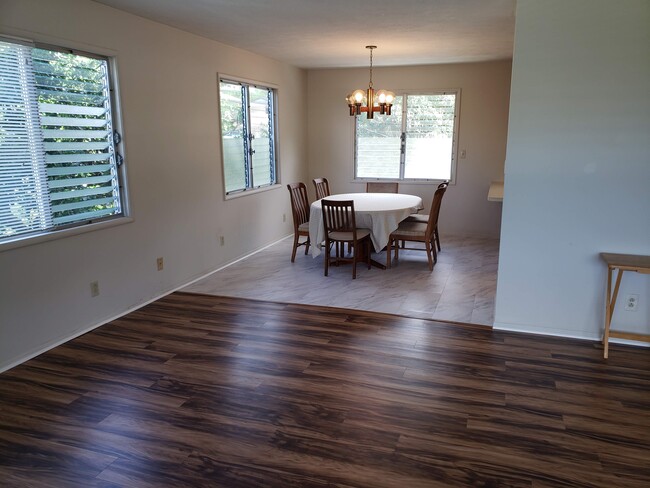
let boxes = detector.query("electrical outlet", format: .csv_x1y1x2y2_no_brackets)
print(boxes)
90,281,100,297
157,257,164,271
219,236,225,246
625,294,639,311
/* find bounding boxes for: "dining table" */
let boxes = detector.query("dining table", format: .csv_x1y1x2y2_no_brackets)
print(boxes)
309,192,424,267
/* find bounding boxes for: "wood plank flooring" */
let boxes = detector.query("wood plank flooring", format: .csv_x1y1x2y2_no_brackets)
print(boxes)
1,292,649,487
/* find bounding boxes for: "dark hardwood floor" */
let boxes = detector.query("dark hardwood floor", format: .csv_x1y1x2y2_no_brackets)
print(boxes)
0,292,649,487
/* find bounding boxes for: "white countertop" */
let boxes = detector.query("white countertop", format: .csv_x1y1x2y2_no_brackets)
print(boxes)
488,181,504,202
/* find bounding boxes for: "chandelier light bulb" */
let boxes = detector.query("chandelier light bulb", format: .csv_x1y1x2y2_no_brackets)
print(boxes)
352,89,365,103
345,46,393,119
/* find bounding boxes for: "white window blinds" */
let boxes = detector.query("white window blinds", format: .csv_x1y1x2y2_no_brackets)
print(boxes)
0,39,124,244
0,41,51,236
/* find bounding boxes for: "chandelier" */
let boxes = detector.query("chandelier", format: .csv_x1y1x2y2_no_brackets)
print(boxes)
346,46,395,119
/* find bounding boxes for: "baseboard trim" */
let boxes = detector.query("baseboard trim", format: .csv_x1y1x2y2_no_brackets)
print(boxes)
0,234,293,373
493,321,650,347
181,234,292,289
1,294,171,374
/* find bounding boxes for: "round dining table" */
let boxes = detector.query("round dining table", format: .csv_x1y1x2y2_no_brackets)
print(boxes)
309,192,424,261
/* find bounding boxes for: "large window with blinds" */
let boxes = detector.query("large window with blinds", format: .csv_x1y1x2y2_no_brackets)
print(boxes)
355,91,460,182
219,78,277,195
0,38,126,246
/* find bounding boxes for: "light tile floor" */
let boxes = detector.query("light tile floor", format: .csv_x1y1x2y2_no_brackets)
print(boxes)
183,235,500,326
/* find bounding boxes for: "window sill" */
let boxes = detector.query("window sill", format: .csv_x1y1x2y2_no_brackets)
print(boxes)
352,179,455,185
0,216,134,253
224,184,282,200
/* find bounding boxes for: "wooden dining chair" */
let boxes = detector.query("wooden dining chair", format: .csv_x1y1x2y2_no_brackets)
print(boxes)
366,182,398,193
287,182,311,262
312,177,331,200
321,199,371,279
404,181,448,251
387,184,447,270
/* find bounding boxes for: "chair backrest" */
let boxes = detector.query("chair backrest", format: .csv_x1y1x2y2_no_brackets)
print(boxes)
312,178,331,200
287,182,310,228
321,199,358,240
366,182,398,193
425,184,448,238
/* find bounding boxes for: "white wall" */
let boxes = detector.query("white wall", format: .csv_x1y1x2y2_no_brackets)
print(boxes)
0,0,308,371
495,0,650,339
307,61,511,238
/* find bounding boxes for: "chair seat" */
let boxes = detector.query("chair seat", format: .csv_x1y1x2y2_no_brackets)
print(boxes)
298,221,310,232
405,213,428,223
329,228,370,241
394,221,426,237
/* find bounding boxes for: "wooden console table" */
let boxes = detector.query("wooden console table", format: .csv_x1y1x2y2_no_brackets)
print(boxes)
601,253,650,358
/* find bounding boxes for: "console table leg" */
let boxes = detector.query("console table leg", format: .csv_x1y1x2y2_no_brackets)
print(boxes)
604,267,623,359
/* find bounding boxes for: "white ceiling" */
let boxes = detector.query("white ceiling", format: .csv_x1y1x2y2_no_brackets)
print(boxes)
92,0,516,69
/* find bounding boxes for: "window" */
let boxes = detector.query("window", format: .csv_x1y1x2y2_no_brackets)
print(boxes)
219,78,277,195
0,38,126,246
355,91,460,182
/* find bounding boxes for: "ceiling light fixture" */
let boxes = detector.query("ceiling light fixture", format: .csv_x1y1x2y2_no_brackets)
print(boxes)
346,46,395,119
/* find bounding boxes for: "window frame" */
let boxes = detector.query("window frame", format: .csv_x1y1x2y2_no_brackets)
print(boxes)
353,89,461,185
0,35,130,252
217,74,280,199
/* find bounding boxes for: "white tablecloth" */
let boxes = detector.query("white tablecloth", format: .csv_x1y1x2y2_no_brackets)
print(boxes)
309,193,424,257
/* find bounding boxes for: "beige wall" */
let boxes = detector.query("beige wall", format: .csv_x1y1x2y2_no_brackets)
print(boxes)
307,61,511,238
0,0,308,370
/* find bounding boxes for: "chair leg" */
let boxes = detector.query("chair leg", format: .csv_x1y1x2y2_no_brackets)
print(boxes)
352,241,357,279
386,238,392,268
426,240,434,271
304,237,310,255
394,240,400,261
324,239,330,276
435,226,441,251
366,238,371,269
291,232,299,262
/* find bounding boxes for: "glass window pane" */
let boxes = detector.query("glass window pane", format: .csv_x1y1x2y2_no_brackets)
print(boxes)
33,48,122,227
249,86,274,187
219,81,246,192
355,96,403,179
1,39,126,245
404,94,455,180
